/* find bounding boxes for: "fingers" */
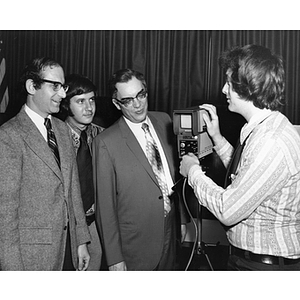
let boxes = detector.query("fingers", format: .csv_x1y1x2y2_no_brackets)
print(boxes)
200,104,219,127
82,257,89,271
77,244,90,271
77,260,83,271
77,257,89,271
187,152,196,157
202,112,210,125
179,153,200,177
200,104,217,117
200,103,216,111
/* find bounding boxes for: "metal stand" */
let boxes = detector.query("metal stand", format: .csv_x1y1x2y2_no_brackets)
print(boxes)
172,176,219,271
194,203,215,270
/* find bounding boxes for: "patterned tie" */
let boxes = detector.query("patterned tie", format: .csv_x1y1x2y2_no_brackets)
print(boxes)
76,130,94,213
44,118,60,168
142,123,171,216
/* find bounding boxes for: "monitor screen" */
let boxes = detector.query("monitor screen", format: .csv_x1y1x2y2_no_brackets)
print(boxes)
180,114,192,129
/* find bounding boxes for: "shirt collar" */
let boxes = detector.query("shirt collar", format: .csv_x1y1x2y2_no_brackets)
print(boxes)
25,104,50,122
240,109,273,143
123,115,150,128
123,116,149,127
66,119,91,137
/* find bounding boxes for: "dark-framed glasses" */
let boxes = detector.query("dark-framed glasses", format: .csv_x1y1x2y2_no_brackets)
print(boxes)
114,89,147,107
41,79,69,92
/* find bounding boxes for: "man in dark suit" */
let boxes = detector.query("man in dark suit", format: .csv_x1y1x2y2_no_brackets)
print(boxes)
92,68,188,271
0,57,91,270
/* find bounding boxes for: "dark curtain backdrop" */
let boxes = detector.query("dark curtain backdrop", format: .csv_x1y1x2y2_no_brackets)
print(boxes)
0,30,299,124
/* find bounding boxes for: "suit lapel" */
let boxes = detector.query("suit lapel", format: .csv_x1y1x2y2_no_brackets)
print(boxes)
17,108,63,181
51,118,72,170
118,117,158,185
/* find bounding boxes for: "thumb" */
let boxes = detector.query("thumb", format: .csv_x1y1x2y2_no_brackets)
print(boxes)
77,259,83,271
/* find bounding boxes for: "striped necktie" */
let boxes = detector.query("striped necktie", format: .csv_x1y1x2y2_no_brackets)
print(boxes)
44,118,60,169
142,123,171,216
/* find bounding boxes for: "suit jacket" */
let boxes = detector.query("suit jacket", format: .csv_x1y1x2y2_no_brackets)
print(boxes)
92,111,185,270
0,106,90,270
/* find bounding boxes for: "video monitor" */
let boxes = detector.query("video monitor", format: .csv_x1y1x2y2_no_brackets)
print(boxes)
180,114,192,130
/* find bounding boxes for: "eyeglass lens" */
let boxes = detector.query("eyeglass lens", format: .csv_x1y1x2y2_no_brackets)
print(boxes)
118,90,147,106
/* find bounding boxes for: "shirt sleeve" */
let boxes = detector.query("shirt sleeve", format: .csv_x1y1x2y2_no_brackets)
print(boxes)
213,136,234,168
188,135,290,227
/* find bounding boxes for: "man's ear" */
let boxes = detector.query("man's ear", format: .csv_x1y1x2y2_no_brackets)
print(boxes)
25,79,36,95
112,99,121,111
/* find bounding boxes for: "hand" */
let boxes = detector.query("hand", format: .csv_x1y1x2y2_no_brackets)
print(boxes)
109,261,127,271
200,104,223,145
77,243,90,271
179,153,200,177
181,224,187,243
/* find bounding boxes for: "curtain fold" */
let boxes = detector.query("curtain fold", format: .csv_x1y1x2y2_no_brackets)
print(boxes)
0,30,299,124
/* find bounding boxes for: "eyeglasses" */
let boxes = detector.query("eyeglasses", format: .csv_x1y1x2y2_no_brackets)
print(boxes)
41,79,69,92
114,89,147,107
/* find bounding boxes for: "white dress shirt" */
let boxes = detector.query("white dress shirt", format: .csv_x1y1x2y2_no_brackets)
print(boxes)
24,104,49,141
124,116,174,195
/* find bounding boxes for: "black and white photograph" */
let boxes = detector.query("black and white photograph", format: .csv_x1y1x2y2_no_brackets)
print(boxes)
0,2,299,299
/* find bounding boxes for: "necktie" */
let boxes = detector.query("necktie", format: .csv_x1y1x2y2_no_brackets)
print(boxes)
224,134,251,188
224,115,271,188
76,130,94,213
44,118,60,168
142,123,171,216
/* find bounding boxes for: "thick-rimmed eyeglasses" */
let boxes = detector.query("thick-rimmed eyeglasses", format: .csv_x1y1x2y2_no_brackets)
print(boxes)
41,79,69,92
114,89,147,107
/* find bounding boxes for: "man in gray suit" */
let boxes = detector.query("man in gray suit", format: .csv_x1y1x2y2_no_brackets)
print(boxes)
0,57,91,270
93,69,188,270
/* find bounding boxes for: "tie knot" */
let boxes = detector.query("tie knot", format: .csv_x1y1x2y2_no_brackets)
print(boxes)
142,123,149,133
44,118,52,130
80,130,88,141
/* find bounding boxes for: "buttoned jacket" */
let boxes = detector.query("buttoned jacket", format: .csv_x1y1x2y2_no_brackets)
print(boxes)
92,111,184,270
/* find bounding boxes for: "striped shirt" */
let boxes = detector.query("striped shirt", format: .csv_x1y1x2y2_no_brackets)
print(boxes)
188,110,300,258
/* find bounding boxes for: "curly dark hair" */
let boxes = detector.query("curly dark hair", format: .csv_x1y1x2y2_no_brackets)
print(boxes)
219,44,285,110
